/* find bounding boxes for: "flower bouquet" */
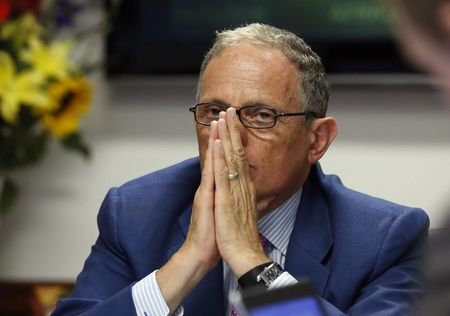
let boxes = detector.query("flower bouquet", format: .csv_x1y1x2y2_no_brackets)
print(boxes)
0,0,97,212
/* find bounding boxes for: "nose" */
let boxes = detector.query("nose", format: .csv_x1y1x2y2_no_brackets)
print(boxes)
221,109,249,147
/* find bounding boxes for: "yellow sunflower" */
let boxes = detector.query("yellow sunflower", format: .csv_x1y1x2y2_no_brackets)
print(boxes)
41,77,92,138
0,51,49,123
21,37,73,80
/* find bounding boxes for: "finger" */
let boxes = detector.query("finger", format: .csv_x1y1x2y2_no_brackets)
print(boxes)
203,120,217,191
217,118,239,177
213,139,230,192
200,138,214,192
191,138,214,232
225,107,249,176
210,120,218,142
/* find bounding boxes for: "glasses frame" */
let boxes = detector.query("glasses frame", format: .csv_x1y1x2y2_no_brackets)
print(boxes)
189,103,318,129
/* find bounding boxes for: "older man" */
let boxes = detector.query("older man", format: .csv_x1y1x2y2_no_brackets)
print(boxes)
53,23,428,316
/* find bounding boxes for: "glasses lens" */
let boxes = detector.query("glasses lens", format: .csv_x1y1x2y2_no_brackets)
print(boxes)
240,106,276,128
195,103,228,125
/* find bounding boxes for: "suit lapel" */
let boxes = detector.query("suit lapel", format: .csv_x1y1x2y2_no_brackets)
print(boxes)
285,164,333,296
165,204,225,316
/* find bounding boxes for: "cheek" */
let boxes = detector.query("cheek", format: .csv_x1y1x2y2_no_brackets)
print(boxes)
250,138,304,178
260,135,308,177
249,124,302,155
196,126,209,165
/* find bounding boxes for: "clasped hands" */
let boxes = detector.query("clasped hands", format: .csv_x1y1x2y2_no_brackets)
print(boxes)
184,107,271,278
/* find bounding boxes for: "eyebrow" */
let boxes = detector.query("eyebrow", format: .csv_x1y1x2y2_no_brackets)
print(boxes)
200,99,230,108
200,99,279,111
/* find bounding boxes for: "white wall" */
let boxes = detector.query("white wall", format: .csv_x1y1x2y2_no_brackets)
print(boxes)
0,74,449,281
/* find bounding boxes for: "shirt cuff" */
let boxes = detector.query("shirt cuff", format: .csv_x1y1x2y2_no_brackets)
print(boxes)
132,270,184,316
268,271,297,290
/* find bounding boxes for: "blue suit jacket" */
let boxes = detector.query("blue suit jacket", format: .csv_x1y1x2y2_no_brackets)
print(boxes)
53,158,429,315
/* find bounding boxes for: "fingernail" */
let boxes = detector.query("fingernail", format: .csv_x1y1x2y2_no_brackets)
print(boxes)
211,120,218,132
230,107,236,117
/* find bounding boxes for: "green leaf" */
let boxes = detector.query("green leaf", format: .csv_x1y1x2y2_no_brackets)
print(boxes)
0,125,48,169
0,178,18,214
61,133,91,159
17,106,40,129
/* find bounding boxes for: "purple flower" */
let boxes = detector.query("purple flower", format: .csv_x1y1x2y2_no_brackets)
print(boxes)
53,0,83,29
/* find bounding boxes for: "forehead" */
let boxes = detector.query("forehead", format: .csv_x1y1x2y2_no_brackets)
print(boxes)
199,43,300,110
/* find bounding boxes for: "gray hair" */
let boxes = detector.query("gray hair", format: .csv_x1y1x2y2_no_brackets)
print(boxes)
196,23,329,117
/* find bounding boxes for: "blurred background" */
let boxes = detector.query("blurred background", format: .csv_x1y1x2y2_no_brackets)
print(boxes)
0,0,449,314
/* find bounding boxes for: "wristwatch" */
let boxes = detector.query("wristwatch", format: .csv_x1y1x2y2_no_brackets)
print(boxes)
238,262,284,289
257,262,284,287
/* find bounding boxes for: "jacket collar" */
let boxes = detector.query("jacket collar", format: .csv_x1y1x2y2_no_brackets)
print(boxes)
285,163,333,296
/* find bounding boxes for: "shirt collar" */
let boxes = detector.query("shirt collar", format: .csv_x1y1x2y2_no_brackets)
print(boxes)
257,188,302,256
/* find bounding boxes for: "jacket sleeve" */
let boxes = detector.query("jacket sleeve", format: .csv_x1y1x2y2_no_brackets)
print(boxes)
52,188,138,316
322,208,429,316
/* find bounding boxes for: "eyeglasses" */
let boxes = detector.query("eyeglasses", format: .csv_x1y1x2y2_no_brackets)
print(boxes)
189,103,317,129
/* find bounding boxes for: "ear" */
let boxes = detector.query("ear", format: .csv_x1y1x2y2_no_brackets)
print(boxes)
307,117,338,164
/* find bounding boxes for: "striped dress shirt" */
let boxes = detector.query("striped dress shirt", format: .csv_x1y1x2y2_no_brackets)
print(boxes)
132,189,302,316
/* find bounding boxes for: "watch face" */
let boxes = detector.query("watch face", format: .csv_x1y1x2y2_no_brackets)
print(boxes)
267,269,280,280
260,264,283,285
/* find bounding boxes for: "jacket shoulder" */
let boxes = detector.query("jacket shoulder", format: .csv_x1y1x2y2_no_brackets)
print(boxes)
119,157,201,194
97,157,200,245
315,165,428,226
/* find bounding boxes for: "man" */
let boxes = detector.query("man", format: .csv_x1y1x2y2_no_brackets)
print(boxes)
52,23,428,316
390,1,450,315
